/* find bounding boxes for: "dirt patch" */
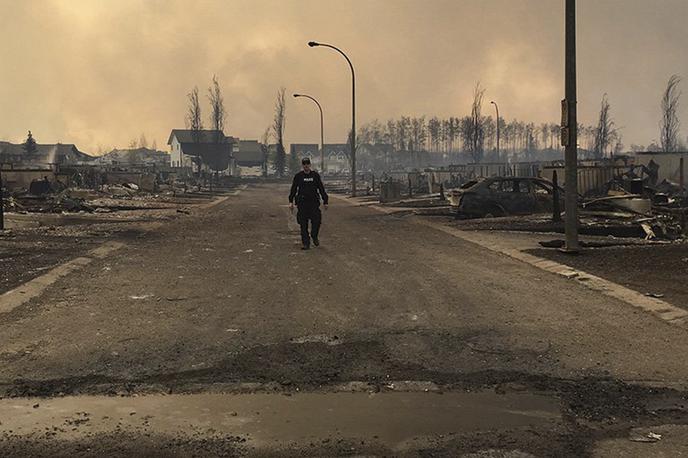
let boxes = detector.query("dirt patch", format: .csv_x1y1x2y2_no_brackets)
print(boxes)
0,431,246,458
0,189,235,295
0,225,146,294
528,243,688,307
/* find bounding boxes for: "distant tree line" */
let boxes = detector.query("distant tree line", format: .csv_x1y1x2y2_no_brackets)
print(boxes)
357,76,686,164
357,114,620,162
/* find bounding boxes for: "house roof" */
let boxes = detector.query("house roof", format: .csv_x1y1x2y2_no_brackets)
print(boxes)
290,143,319,154
167,129,229,145
323,144,350,155
0,141,94,165
235,140,264,166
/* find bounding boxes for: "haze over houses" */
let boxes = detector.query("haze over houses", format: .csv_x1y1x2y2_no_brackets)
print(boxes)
0,141,93,168
95,148,170,168
289,143,351,174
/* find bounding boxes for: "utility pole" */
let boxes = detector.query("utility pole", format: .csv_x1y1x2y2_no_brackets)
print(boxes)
562,0,579,252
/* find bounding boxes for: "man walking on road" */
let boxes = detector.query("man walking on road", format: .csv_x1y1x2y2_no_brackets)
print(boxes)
289,158,328,250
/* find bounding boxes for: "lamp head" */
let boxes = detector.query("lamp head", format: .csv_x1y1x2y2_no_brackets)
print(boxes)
308,41,320,47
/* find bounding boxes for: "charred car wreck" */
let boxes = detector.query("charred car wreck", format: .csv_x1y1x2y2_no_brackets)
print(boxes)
449,176,565,218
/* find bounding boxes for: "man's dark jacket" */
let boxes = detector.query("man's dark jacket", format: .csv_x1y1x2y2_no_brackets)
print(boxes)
289,171,328,208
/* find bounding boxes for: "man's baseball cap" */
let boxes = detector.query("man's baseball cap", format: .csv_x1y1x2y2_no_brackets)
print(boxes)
301,158,311,165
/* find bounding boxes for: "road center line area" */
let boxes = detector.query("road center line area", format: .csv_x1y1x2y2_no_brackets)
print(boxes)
2,184,688,457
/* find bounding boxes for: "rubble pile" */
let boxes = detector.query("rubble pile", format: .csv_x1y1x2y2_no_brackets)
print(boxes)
1,175,222,221
4,191,95,213
582,177,687,240
4,181,169,215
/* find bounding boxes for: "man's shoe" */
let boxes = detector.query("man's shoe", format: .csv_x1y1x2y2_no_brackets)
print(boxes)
301,244,310,250
312,238,320,247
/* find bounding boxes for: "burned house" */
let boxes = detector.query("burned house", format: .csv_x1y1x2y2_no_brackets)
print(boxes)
0,141,94,168
358,143,394,171
0,141,96,192
634,151,687,185
97,148,170,168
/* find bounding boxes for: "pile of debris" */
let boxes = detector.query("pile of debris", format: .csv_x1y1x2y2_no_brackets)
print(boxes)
6,190,95,213
102,183,140,198
3,179,161,215
582,179,686,240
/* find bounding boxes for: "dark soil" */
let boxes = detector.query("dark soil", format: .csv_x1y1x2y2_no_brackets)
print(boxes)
528,243,688,307
451,214,646,238
0,225,147,294
0,188,234,294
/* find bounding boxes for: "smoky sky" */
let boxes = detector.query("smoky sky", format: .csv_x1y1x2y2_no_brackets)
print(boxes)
1,0,687,153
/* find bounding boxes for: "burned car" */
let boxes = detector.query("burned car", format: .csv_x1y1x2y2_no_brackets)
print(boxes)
450,176,564,218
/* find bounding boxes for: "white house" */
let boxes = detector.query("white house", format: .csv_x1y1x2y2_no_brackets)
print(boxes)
323,144,350,174
167,129,236,174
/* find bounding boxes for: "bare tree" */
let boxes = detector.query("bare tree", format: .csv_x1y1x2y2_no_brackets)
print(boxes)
207,75,226,142
410,116,427,152
660,74,681,152
186,86,203,142
385,119,397,149
260,127,271,177
138,133,148,149
468,82,486,163
427,117,440,151
593,94,619,158
272,87,287,177
396,116,411,151
186,86,204,181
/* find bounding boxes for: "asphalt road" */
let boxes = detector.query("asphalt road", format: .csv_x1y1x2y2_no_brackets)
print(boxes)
2,183,688,457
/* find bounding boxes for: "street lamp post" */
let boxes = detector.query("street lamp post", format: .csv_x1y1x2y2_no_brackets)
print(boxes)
490,101,500,162
293,93,325,174
308,41,357,196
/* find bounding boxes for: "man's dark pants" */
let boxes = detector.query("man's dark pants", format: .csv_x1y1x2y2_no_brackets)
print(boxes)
296,204,321,246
